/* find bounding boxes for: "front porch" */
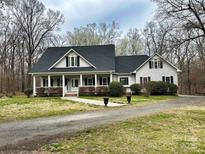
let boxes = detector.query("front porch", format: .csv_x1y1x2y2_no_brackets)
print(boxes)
33,73,113,97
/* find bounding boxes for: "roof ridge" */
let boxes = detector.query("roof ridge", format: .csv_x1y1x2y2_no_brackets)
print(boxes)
47,44,115,49
115,55,149,57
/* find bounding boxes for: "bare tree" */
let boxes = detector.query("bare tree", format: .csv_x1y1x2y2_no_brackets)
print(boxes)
66,21,121,46
12,0,64,87
153,0,205,41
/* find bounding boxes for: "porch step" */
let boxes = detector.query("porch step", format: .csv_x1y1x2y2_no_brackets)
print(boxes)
64,93,78,97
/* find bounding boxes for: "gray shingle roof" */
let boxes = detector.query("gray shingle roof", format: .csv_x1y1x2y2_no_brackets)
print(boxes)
31,45,115,73
31,45,149,74
115,55,150,73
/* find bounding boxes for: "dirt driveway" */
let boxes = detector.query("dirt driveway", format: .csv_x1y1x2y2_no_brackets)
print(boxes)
0,96,204,153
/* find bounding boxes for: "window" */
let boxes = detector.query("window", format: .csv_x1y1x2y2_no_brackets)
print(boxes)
120,77,129,85
162,76,173,84
51,79,54,87
72,79,79,87
43,79,48,87
140,77,151,85
66,56,80,67
99,77,110,85
154,59,158,68
102,77,108,85
149,59,163,69
57,79,62,86
88,78,94,86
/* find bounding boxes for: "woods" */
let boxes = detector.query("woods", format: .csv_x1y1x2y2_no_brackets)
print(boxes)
0,0,204,95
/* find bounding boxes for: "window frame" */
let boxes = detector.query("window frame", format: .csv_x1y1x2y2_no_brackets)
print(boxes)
87,78,94,86
102,77,108,85
119,77,129,86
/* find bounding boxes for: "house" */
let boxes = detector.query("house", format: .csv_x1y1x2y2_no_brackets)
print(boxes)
30,44,181,96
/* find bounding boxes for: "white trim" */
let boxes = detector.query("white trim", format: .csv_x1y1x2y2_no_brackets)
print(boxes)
133,53,182,73
48,75,51,87
33,76,36,96
95,74,97,88
118,76,130,86
80,74,82,86
62,75,65,97
29,70,115,75
48,48,96,70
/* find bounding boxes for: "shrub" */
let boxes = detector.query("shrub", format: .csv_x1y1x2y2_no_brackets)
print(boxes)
167,83,178,95
108,81,123,97
24,88,33,98
130,84,141,95
145,81,168,95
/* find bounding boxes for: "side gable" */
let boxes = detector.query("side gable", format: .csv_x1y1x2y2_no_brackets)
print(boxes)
133,53,182,73
48,49,96,70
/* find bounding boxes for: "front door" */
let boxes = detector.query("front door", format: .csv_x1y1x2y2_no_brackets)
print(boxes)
71,78,79,92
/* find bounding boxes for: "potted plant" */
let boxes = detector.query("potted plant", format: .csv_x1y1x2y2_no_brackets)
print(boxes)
103,97,109,107
126,95,132,104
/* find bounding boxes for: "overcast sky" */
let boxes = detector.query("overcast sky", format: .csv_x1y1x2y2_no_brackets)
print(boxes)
40,0,156,34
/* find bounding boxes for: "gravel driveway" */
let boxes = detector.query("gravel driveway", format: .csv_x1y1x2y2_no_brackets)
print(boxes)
0,96,204,153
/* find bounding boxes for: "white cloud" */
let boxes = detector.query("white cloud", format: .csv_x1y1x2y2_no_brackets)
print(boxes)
40,0,156,34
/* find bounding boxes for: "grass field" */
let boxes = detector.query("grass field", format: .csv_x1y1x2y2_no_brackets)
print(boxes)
81,95,178,106
45,106,205,154
0,96,101,122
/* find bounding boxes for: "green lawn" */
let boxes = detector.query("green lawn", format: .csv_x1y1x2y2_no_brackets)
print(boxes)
81,95,178,106
0,96,101,122
44,106,205,154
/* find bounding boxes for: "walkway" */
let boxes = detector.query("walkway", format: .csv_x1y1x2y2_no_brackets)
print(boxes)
62,96,126,106
0,96,204,152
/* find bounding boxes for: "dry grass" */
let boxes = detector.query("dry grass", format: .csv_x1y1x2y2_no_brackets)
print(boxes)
44,106,205,154
0,96,101,122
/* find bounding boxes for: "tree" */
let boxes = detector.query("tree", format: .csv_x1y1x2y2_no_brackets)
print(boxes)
117,28,143,55
12,0,64,87
65,21,121,46
153,0,205,41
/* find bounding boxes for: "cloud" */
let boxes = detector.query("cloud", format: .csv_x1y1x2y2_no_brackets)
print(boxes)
40,0,156,34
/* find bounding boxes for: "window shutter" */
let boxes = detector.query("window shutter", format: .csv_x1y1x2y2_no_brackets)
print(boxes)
77,56,80,66
108,77,110,85
140,77,143,85
93,77,95,85
160,61,163,68
162,76,165,82
148,76,151,82
99,77,102,85
66,56,68,67
43,79,46,87
51,79,53,87
85,78,87,86
171,76,173,84
65,79,68,85
149,61,152,69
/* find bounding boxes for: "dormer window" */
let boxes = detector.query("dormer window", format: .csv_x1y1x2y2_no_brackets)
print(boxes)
149,59,163,69
66,56,80,67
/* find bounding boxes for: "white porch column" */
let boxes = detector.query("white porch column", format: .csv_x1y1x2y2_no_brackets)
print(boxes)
95,74,97,88
62,75,65,97
80,74,83,87
33,76,36,96
48,75,51,87
110,73,113,83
